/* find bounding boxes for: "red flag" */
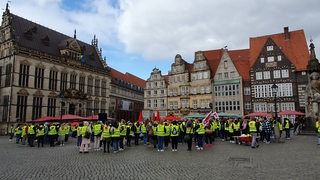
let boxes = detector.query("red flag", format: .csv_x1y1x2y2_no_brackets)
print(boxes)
138,112,143,123
211,112,219,119
202,111,212,126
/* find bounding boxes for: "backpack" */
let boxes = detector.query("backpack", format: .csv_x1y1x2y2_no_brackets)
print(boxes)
172,127,177,135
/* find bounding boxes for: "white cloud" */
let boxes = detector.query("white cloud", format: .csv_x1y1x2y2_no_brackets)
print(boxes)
117,0,320,61
1,0,320,68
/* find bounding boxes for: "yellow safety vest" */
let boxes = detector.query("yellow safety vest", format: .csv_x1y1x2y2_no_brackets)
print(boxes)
249,121,257,133
102,126,111,138
36,128,45,137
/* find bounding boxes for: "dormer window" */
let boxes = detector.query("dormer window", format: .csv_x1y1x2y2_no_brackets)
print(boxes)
267,46,273,51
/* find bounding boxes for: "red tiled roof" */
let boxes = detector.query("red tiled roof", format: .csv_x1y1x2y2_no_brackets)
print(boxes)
249,29,309,71
163,75,169,84
203,49,224,76
110,68,146,88
228,49,250,81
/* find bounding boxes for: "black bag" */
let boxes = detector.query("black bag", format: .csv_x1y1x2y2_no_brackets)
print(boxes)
184,134,190,141
84,131,91,139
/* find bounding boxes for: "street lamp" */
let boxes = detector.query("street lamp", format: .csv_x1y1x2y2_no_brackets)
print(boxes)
271,82,279,120
60,93,65,122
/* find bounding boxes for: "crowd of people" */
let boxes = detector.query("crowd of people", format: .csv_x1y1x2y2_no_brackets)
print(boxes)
9,115,317,153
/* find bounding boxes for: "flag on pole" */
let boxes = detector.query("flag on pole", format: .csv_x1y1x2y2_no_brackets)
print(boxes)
202,111,212,126
138,112,143,123
211,112,219,119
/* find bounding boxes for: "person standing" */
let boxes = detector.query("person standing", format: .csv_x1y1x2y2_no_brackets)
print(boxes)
58,123,66,146
185,120,194,151
119,119,127,151
36,124,45,147
262,117,272,144
93,121,103,151
151,121,158,148
9,125,14,142
204,123,213,145
156,121,165,152
164,122,170,148
284,118,292,140
15,124,22,144
315,119,320,145
133,122,141,145
249,119,260,148
48,123,57,147
140,121,148,145
102,122,111,153
126,122,133,147
28,123,36,147
110,122,120,153
196,122,205,150
76,123,83,147
80,121,92,153
170,121,179,151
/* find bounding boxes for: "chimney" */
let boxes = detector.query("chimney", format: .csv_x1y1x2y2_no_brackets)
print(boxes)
284,26,290,40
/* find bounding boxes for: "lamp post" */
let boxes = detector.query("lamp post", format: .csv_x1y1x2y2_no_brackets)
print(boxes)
60,93,65,122
271,82,279,120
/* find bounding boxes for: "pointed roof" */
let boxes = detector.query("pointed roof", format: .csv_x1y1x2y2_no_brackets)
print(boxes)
203,49,224,76
229,49,250,81
307,42,320,72
249,28,309,71
7,12,106,70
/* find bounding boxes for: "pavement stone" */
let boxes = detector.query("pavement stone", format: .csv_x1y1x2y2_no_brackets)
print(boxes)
0,135,319,180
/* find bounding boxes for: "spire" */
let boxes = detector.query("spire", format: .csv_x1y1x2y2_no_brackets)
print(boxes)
4,2,10,14
310,39,316,59
74,29,76,39
307,40,320,73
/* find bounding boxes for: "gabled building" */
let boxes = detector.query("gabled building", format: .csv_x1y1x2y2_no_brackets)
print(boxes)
249,27,309,117
189,51,213,114
167,54,193,117
0,5,111,134
109,69,145,121
143,67,168,119
207,48,250,116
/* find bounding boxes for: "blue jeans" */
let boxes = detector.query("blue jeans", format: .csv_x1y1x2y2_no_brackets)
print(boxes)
157,136,164,150
265,132,271,142
251,132,259,147
143,133,148,144
197,134,204,148
285,129,291,139
77,136,82,147
113,139,119,152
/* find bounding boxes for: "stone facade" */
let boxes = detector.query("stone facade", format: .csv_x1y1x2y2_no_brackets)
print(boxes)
143,68,168,119
0,7,111,134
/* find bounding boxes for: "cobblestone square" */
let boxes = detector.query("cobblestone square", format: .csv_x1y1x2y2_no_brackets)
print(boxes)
0,135,319,180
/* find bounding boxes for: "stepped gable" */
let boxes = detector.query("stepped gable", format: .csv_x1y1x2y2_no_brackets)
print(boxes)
9,13,105,70
228,49,250,81
249,28,309,71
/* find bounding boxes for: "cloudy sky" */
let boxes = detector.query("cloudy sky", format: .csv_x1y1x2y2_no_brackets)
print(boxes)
1,0,320,80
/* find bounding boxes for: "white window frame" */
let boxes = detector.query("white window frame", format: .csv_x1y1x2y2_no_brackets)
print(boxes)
273,70,281,79
281,69,289,78
267,46,273,51
256,72,263,80
263,71,270,79
267,56,274,62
